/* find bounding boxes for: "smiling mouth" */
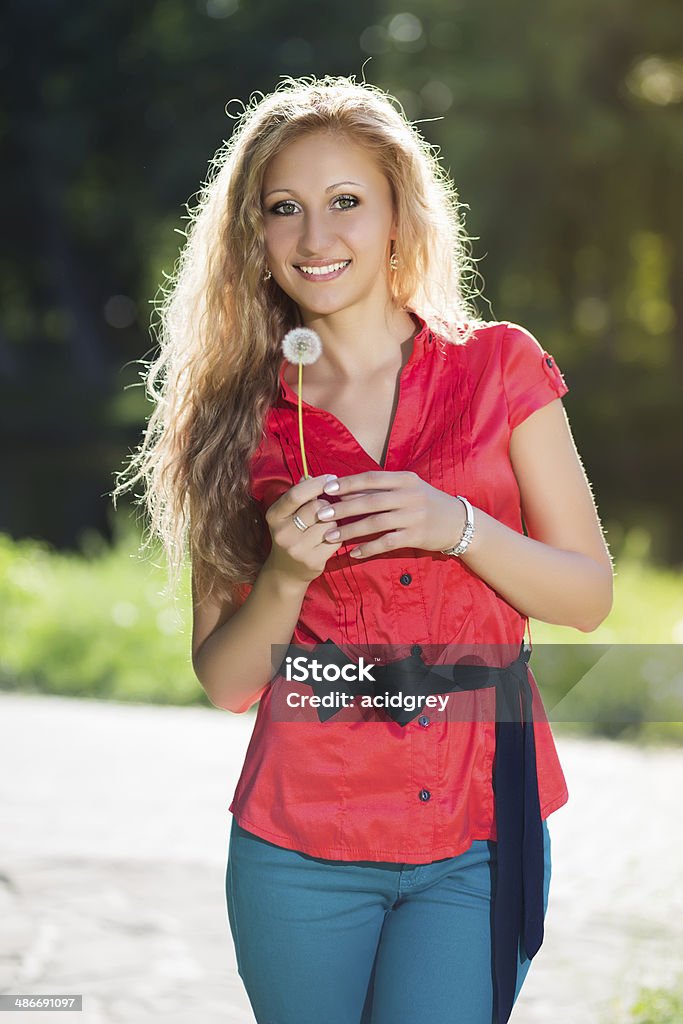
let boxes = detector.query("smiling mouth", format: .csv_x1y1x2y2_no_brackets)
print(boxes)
294,260,352,281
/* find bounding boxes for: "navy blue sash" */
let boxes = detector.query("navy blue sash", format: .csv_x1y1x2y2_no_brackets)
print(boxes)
275,639,544,1024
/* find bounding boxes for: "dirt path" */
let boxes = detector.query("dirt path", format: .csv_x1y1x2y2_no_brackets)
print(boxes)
0,692,680,1023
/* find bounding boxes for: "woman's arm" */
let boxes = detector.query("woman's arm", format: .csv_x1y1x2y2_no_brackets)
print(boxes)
458,398,614,631
191,557,309,714
192,472,345,713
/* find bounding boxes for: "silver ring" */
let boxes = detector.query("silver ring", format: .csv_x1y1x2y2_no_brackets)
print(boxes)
292,514,308,532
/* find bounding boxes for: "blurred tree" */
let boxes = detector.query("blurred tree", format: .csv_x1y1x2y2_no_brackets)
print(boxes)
1,0,377,546
372,0,682,561
1,0,681,563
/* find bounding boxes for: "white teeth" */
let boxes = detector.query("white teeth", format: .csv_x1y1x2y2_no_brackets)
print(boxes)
297,261,350,276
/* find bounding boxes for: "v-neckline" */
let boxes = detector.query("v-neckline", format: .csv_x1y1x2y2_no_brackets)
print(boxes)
277,313,430,471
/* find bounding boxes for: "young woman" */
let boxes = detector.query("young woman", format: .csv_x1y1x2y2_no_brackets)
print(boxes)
114,75,613,1023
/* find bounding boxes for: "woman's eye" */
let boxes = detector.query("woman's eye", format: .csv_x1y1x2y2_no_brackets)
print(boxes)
334,194,359,210
270,200,297,215
269,195,359,216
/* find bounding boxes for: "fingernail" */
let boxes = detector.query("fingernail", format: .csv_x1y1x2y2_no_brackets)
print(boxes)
323,480,340,493
325,529,341,540
317,507,335,520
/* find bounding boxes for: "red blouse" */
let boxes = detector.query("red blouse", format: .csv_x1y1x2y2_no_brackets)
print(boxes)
228,313,570,863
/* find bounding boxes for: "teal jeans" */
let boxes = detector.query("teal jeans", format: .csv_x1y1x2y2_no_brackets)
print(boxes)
226,816,552,1024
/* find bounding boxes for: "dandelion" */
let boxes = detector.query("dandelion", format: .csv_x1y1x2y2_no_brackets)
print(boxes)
281,327,323,479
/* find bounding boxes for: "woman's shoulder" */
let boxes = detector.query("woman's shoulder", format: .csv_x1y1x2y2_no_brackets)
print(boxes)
439,318,551,369
433,318,506,370
435,317,503,347
452,319,570,428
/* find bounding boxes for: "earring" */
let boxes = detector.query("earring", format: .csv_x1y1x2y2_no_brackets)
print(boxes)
263,266,272,281
390,250,399,271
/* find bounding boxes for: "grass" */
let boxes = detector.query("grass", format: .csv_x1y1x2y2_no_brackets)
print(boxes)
602,975,683,1023
0,517,199,706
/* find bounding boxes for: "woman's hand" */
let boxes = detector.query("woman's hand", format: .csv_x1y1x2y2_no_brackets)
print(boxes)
319,470,467,558
264,473,345,585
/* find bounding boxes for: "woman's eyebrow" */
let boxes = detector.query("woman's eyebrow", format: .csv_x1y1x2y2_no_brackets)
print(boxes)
263,180,366,199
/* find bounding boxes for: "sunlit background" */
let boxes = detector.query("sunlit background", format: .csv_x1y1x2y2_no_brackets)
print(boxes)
2,3,683,1021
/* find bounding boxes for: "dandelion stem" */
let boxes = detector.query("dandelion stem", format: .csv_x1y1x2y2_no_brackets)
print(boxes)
297,359,309,479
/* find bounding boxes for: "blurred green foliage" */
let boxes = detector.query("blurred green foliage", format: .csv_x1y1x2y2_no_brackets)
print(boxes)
603,974,683,1024
0,520,201,708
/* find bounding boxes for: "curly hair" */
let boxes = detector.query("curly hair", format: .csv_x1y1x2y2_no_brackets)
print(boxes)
111,72,487,610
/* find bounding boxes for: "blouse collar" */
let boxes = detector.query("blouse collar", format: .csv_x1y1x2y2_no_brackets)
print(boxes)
278,310,432,405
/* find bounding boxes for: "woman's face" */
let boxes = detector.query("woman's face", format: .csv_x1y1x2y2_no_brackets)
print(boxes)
260,131,396,318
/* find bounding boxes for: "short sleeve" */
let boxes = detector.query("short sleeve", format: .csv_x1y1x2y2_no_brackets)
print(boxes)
500,322,569,430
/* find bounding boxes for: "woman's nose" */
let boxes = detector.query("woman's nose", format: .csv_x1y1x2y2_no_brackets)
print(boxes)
298,213,335,254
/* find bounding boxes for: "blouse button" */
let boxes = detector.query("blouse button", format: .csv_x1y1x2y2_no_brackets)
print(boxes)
419,788,431,801
411,644,422,656
418,715,430,727
400,573,412,586
542,350,566,390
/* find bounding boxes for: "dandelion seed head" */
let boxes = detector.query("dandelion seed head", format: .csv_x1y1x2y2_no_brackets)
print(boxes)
281,327,322,365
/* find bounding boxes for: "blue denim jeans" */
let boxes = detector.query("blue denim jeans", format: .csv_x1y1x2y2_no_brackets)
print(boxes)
226,816,552,1024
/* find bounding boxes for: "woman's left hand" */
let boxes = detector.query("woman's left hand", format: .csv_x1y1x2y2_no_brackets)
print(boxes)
318,470,467,558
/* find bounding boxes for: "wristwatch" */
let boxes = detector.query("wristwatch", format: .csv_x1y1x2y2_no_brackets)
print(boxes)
441,495,475,557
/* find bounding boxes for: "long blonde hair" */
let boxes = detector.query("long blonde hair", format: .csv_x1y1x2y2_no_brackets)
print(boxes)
111,72,487,608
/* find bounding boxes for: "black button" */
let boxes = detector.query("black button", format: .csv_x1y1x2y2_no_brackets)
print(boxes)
545,357,554,367
400,573,412,585
419,788,431,801
418,715,430,727
411,644,422,656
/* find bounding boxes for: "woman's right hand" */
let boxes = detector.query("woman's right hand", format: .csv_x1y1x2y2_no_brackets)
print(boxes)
264,474,344,585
